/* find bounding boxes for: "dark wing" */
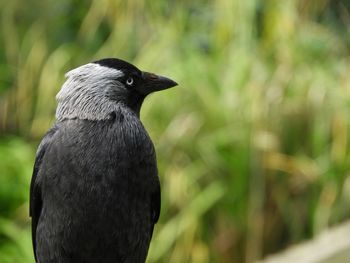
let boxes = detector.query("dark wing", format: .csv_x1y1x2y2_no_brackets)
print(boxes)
29,126,58,261
150,181,161,239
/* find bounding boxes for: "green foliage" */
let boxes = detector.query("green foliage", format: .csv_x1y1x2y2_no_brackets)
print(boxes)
1,0,350,262
0,139,35,262
0,139,33,216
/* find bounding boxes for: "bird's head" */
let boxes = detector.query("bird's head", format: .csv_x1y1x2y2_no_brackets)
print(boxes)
56,58,177,121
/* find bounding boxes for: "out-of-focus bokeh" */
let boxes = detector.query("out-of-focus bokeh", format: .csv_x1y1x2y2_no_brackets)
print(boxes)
1,0,350,262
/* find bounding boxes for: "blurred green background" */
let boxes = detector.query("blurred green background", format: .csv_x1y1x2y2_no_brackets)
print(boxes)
1,0,350,262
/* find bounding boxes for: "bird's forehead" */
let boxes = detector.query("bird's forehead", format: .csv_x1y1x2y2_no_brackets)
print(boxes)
93,58,141,75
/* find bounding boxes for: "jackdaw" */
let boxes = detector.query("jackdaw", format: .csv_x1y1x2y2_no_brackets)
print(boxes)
29,58,177,263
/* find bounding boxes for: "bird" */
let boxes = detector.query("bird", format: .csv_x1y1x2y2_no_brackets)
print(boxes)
29,58,177,263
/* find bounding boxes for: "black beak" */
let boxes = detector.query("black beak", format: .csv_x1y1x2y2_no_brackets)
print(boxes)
140,71,178,95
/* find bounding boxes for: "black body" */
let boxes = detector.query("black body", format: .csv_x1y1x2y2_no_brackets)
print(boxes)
30,107,160,262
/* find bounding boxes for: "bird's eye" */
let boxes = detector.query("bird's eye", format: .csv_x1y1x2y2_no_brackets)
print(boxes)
126,77,134,86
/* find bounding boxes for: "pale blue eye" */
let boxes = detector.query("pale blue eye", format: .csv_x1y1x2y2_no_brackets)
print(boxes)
126,77,134,85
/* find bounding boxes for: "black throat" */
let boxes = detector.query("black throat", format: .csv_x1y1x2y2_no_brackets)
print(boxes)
126,92,146,118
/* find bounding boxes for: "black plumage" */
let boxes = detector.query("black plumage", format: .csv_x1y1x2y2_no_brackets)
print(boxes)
29,58,177,262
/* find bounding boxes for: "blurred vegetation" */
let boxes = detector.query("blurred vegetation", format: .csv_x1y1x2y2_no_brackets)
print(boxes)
1,0,350,262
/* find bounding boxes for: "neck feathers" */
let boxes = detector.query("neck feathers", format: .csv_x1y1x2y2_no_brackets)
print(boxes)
56,63,124,121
